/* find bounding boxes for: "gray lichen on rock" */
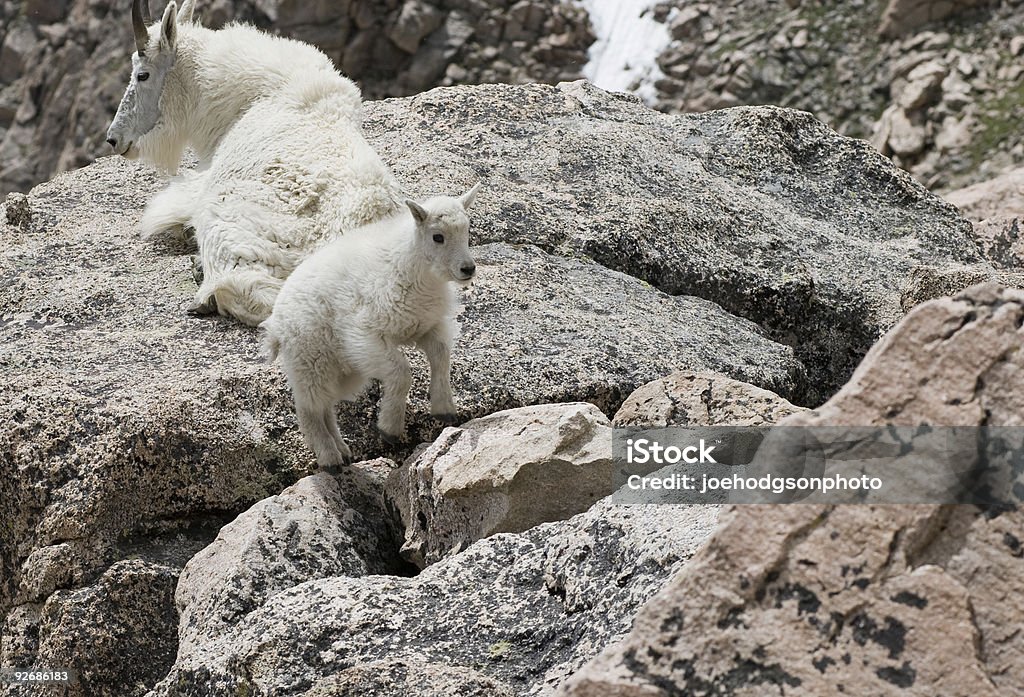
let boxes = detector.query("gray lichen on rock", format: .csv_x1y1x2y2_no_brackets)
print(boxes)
4,191,31,230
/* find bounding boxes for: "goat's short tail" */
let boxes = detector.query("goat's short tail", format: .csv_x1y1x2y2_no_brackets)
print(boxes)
197,269,283,328
260,318,281,362
140,170,209,242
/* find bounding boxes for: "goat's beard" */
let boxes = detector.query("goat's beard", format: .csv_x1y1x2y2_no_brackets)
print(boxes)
136,123,187,174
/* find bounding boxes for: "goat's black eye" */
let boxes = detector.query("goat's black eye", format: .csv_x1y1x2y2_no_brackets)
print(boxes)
432,233,445,244
137,72,150,82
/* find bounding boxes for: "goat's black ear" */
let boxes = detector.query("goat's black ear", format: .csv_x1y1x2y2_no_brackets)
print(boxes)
460,182,481,209
405,199,429,224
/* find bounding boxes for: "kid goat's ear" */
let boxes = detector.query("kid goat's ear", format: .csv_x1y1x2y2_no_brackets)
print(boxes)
160,1,178,50
460,182,481,209
177,0,197,24
406,199,429,224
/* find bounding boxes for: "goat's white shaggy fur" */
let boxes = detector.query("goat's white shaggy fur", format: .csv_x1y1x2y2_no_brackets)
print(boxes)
111,3,400,325
261,185,480,468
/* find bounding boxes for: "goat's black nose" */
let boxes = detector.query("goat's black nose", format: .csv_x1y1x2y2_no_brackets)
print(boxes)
461,264,476,277
106,138,118,148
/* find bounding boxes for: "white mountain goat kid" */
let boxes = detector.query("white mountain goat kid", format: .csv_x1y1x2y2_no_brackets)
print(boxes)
261,184,481,468
107,0,399,325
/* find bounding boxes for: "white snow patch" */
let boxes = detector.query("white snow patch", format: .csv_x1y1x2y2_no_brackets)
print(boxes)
576,0,673,104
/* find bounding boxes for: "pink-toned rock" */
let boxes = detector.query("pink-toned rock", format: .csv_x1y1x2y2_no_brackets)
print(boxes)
900,263,1023,311
878,0,992,38
967,216,1024,269
560,283,1024,696
385,403,615,568
944,166,1024,222
613,370,806,428
944,167,1024,269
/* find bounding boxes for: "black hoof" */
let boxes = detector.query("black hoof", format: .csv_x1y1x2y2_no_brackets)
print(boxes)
318,457,351,474
378,428,403,445
187,296,218,316
434,412,460,425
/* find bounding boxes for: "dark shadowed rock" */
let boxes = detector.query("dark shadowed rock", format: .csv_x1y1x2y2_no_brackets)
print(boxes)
560,283,1024,696
4,560,179,697
451,242,804,418
175,467,406,656
365,80,986,404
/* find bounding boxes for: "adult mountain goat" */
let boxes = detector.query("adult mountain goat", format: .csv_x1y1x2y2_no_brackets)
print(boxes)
262,184,481,468
108,0,400,324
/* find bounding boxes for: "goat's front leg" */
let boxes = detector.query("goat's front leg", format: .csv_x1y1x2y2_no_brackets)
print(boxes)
417,326,457,423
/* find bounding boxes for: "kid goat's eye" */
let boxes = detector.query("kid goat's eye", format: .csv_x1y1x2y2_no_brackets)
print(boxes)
432,233,444,244
137,72,150,81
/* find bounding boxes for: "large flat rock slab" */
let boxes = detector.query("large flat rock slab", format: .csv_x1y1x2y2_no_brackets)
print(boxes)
365,80,986,403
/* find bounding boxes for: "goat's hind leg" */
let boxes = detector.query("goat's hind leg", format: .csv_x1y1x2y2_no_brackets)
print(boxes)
186,253,218,317
320,405,352,468
294,391,351,469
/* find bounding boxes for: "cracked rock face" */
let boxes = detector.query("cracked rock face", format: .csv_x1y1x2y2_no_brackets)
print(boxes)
559,282,1024,696
4,559,179,697
148,497,721,697
175,466,406,656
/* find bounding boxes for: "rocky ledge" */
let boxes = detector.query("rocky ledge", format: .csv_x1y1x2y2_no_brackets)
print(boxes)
0,81,1019,696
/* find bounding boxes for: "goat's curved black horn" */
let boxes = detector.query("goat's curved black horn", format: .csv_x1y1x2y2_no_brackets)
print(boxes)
131,0,149,55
